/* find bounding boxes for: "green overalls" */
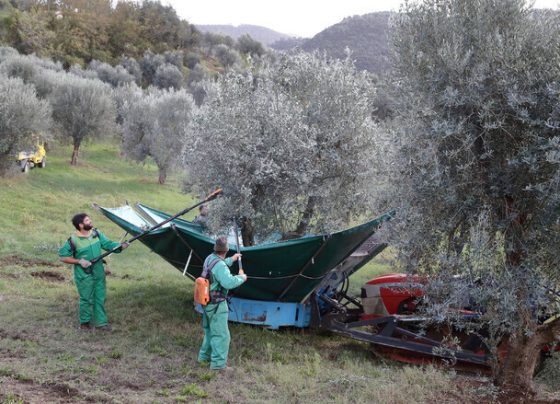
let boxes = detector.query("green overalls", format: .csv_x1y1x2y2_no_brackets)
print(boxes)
197,253,246,370
59,230,121,326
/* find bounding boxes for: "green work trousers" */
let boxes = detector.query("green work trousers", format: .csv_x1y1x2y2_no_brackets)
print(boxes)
74,264,108,326
198,301,230,369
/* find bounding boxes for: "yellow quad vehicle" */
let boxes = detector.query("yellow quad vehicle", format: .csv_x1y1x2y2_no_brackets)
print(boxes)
16,143,46,173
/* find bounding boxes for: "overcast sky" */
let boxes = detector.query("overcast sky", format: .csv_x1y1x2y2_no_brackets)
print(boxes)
166,0,559,38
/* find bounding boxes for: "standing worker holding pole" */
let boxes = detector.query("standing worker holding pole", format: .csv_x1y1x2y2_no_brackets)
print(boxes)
198,235,247,371
59,213,129,331
60,189,223,331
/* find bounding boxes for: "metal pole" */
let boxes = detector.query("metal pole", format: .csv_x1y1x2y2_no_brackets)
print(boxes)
183,250,193,276
234,218,243,272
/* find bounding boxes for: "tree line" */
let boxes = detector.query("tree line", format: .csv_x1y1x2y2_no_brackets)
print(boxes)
0,0,266,72
1,0,196,66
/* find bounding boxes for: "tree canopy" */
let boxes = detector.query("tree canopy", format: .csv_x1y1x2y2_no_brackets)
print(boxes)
184,52,380,244
49,73,116,164
121,87,194,183
386,0,560,392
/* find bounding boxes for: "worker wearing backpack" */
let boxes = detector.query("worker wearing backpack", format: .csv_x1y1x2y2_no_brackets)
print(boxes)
197,236,246,371
59,213,128,331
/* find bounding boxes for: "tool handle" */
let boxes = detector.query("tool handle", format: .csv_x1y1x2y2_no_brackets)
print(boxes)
234,218,243,272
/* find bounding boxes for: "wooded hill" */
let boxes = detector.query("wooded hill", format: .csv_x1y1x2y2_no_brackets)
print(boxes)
271,12,392,75
0,0,272,95
0,1,392,76
0,0,198,66
0,0,255,70
196,24,292,46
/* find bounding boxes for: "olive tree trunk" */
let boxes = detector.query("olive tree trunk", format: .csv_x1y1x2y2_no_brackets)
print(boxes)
497,316,560,395
240,217,255,247
294,196,317,236
70,142,80,165
158,168,167,185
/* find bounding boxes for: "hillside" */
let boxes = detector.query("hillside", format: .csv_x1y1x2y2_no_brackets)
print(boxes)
196,24,296,46
271,12,392,75
0,1,201,67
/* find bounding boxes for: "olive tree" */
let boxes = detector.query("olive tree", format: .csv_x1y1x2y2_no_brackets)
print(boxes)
0,54,40,83
113,82,143,126
119,57,142,85
186,64,208,106
149,89,194,183
163,50,184,69
88,60,135,87
213,44,240,72
0,47,18,63
122,88,194,184
237,34,265,57
140,51,165,86
49,74,116,165
0,53,62,84
153,63,183,89
0,75,51,175
385,0,560,393
184,51,200,69
69,64,99,80
0,51,67,99
29,67,67,98
120,90,153,166
184,52,380,244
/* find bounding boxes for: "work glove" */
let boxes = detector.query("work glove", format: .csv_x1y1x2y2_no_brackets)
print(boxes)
120,242,129,250
239,274,247,282
79,259,92,269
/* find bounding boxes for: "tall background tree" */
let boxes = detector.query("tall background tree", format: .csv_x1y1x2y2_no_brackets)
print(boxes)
384,0,560,394
122,88,194,184
49,74,116,165
184,52,380,244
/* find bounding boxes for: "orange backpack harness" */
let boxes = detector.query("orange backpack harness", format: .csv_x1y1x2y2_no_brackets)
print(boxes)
194,257,226,306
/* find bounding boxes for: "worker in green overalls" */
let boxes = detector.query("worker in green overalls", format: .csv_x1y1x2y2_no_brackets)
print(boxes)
59,213,128,331
198,236,246,370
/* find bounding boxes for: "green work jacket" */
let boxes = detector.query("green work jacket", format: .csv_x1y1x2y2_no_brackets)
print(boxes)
58,229,121,273
205,253,245,296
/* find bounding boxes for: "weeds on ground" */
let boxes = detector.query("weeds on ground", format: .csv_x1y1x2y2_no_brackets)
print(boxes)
180,383,208,398
2,392,24,404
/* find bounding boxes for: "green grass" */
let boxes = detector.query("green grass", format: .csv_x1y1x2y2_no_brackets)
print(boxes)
0,142,491,402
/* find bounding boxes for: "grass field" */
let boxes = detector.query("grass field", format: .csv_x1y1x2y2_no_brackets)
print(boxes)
0,142,554,403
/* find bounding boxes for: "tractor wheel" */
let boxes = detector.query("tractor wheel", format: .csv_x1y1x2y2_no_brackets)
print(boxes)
38,157,46,168
21,159,30,173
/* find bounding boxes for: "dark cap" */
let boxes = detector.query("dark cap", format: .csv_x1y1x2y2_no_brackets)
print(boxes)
214,236,229,252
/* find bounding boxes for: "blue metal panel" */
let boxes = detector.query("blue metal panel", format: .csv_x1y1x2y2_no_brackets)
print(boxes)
195,297,311,330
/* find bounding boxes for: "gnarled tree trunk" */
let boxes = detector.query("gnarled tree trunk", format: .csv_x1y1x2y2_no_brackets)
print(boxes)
493,197,547,394
294,196,317,237
497,316,560,395
240,217,255,247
